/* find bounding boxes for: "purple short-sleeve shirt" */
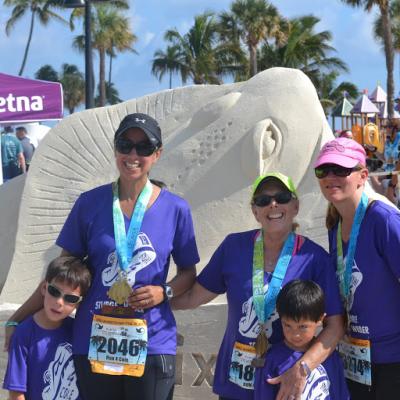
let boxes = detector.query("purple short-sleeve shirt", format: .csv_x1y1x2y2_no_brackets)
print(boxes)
197,230,342,400
56,184,199,356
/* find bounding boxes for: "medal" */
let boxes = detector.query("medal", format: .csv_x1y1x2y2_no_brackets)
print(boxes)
251,328,268,368
255,329,268,357
108,274,133,305
251,357,265,368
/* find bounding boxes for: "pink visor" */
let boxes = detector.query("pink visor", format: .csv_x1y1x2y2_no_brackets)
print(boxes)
314,138,366,168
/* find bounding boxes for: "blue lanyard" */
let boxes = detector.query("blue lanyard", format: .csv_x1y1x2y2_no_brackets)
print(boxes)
112,179,152,272
252,231,296,324
336,192,368,306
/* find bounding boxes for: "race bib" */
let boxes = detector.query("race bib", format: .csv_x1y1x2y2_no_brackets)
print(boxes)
88,314,147,377
229,342,256,390
338,336,371,386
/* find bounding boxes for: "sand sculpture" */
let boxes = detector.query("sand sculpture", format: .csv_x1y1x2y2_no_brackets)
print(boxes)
0,67,335,303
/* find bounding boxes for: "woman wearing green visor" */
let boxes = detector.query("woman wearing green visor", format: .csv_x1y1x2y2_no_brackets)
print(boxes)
172,172,344,400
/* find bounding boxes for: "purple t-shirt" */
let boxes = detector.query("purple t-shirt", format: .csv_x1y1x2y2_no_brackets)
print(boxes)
56,184,199,355
3,316,80,400
254,342,349,400
197,230,343,400
329,200,400,363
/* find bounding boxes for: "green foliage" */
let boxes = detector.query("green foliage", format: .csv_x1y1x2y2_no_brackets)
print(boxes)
35,63,85,114
155,12,243,85
4,0,67,76
72,1,136,106
35,64,59,81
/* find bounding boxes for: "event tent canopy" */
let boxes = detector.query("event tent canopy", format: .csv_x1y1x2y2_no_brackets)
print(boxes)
0,72,63,124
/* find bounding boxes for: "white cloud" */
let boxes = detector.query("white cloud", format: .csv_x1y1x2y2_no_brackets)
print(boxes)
141,32,156,48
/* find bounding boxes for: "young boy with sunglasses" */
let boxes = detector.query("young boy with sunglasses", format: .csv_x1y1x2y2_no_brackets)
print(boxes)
254,280,349,400
3,256,91,400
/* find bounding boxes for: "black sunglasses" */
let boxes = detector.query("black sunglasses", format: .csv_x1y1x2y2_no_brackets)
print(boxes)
253,191,294,207
115,138,157,157
314,164,361,179
47,283,82,304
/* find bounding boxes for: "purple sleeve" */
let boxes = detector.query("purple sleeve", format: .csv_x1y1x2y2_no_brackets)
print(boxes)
56,194,88,257
3,327,28,393
171,203,200,268
197,239,227,294
379,210,400,279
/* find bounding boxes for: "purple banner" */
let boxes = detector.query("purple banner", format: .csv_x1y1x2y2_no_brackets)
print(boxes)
0,73,63,123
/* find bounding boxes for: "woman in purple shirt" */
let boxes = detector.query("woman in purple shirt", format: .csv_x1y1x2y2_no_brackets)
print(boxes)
5,113,200,400
172,172,344,400
314,137,400,399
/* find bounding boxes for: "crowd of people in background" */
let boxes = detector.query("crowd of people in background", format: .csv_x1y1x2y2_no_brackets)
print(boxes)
1,125,35,182
337,121,400,209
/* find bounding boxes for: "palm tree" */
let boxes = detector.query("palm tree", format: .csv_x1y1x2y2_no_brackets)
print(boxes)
4,0,66,76
374,1,400,92
106,23,138,86
59,64,85,114
70,0,135,107
163,12,220,84
35,64,59,82
316,71,359,115
151,45,186,88
161,12,243,85
258,15,348,90
95,81,122,106
218,0,286,77
35,63,85,113
341,0,394,118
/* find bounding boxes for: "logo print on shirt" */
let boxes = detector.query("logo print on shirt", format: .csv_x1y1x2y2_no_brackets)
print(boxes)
238,282,280,339
102,232,156,287
302,364,330,400
42,343,79,400
343,257,363,310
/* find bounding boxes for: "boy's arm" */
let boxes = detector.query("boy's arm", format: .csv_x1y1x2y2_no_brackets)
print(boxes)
8,391,25,400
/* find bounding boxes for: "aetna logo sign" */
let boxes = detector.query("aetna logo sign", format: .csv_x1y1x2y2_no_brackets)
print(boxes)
0,94,44,113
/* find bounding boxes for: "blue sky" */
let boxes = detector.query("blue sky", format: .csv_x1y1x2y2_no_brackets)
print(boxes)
0,0,397,105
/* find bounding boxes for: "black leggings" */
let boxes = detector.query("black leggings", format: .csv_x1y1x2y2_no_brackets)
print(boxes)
74,354,175,400
346,362,400,400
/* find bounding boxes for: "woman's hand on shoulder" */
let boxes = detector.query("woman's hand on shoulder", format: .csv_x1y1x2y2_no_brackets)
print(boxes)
128,285,164,310
267,361,306,400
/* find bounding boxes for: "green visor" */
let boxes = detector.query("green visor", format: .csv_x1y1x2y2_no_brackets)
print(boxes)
252,172,297,198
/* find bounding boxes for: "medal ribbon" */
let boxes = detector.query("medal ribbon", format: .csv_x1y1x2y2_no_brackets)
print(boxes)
336,191,368,309
112,179,153,272
252,230,296,325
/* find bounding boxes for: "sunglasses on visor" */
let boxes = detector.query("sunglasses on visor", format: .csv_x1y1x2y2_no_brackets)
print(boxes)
314,164,361,179
47,283,82,304
253,191,294,207
115,138,157,157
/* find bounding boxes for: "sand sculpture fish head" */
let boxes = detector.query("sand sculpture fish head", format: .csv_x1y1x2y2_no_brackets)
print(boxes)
0,67,334,302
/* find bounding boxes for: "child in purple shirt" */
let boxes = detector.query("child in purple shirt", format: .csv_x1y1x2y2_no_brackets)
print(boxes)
255,280,349,400
3,256,91,400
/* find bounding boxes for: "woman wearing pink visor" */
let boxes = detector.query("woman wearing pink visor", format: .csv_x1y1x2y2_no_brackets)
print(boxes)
314,137,400,399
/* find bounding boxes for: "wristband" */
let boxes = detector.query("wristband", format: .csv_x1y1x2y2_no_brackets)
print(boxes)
300,361,311,377
4,321,19,327
389,182,397,188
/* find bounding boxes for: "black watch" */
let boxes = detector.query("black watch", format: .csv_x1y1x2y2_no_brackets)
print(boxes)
162,284,174,302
